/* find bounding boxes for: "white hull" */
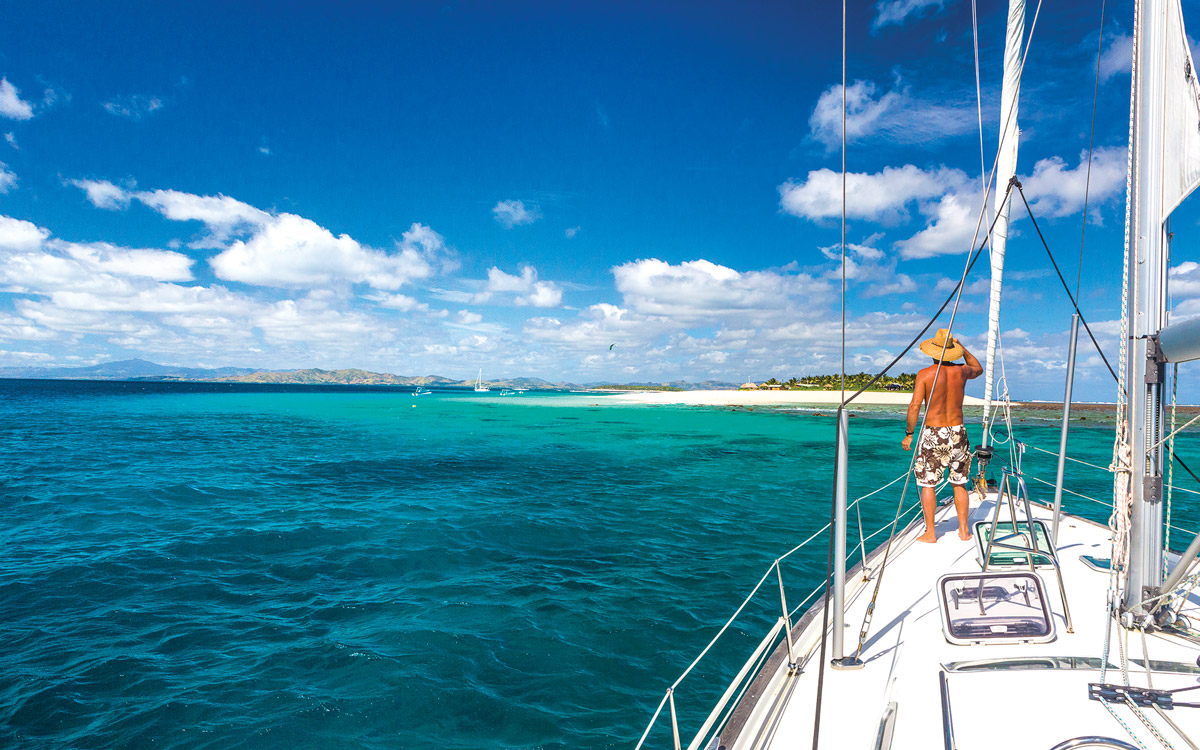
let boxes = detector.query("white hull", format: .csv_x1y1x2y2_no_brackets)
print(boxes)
718,492,1200,749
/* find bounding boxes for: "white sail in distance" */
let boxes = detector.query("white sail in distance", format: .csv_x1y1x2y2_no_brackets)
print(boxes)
981,0,1025,440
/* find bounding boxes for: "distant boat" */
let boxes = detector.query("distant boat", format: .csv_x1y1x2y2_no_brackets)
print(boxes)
474,368,490,392
412,386,431,397
500,389,514,396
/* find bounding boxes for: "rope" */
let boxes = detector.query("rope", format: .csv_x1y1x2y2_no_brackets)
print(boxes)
1100,14,1139,738
1167,364,1178,579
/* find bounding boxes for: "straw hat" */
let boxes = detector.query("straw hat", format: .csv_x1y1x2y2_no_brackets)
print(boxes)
919,328,964,361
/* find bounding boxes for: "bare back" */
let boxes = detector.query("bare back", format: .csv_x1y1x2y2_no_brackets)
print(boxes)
911,362,979,427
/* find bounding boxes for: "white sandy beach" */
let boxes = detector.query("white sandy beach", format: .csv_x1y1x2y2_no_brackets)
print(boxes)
599,389,987,407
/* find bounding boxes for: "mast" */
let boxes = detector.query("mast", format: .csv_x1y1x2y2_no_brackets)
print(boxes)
981,0,1025,441
1123,0,1168,611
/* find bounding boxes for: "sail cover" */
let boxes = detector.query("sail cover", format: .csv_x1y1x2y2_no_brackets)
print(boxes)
1161,0,1200,221
981,0,1025,434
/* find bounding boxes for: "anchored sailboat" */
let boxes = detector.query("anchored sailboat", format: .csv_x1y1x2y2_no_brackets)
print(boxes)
474,368,490,392
634,0,1200,748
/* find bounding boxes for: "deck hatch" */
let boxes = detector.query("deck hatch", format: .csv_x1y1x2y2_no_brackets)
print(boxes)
937,572,1056,645
974,520,1054,567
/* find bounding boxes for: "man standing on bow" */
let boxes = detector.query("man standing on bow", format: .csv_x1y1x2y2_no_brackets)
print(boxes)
901,329,983,543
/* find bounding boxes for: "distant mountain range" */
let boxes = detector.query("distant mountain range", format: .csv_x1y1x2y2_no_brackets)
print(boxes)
0,358,258,381
0,358,738,391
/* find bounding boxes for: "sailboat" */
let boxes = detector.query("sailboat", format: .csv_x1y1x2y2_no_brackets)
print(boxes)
474,368,490,392
634,0,1200,748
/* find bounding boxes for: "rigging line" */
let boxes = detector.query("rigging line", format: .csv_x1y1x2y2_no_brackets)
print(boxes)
1026,442,1112,472
816,2,848,745
1077,0,1108,301
1174,450,1200,486
813,163,1015,750
971,0,990,220
843,187,1014,662
840,0,846,399
1013,182,1123,386
1149,410,1200,453
839,0,1048,412
835,184,1014,410
816,0,1047,736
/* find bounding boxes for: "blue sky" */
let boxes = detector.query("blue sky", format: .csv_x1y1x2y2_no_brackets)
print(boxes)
0,0,1194,400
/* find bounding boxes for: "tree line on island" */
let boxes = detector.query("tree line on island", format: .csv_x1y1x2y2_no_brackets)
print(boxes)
749,372,917,392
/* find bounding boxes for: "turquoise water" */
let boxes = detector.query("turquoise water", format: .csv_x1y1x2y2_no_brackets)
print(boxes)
2,381,1198,749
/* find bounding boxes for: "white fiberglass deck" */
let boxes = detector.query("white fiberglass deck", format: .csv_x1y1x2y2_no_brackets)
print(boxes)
727,492,1200,750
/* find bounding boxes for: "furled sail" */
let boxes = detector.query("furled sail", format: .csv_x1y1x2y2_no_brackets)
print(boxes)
1161,0,1200,221
981,0,1025,439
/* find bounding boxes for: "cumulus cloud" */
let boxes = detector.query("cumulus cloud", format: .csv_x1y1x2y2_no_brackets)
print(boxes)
473,265,563,307
254,299,379,344
492,199,541,228
68,179,452,290
784,149,1122,262
4,132,15,149
0,206,433,366
71,180,268,244
525,303,650,351
1099,34,1134,82
780,164,967,222
565,226,580,238
0,236,194,298
136,188,271,243
613,258,825,324
211,218,447,290
59,242,193,282
103,94,164,119
371,293,431,313
872,0,946,30
0,78,34,120
0,215,50,252
894,190,988,259
1023,147,1127,221
1170,261,1200,299
0,161,14,193
809,80,975,149
68,178,133,209
821,239,916,296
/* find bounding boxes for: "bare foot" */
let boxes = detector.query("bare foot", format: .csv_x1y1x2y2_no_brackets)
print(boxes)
917,530,938,543
958,530,973,541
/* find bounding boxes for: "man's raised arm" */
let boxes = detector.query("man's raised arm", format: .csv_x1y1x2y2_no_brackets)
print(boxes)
960,341,984,379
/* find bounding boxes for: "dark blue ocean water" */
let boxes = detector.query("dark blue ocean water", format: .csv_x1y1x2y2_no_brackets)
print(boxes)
2,380,1197,749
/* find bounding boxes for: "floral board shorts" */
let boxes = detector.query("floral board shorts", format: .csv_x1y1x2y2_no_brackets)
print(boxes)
913,424,972,487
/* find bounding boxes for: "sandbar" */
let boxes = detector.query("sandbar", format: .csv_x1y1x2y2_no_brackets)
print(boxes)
596,389,986,407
